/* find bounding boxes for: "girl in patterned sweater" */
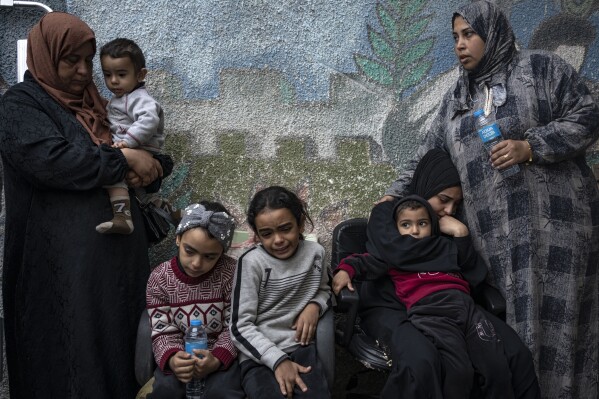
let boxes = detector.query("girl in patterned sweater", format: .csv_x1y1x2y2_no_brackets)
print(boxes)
145,201,244,398
231,186,331,399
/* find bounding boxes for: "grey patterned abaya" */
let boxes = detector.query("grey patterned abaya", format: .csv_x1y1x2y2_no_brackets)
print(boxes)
386,2,599,398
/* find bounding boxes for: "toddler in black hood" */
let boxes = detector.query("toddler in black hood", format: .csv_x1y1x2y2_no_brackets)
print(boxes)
333,195,517,399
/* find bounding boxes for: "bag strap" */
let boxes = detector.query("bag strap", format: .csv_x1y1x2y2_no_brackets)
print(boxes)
135,196,177,227
152,204,177,226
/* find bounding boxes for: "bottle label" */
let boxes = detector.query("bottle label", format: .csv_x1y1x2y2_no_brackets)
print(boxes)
186,341,208,358
477,123,501,144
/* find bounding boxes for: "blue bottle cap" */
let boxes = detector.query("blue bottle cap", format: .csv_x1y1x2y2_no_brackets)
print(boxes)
473,109,484,117
190,319,202,326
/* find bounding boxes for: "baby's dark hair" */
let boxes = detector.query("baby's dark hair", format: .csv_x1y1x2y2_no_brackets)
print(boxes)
247,186,313,235
394,200,428,221
100,38,146,72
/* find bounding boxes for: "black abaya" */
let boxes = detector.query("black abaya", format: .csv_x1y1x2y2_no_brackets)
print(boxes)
0,72,150,398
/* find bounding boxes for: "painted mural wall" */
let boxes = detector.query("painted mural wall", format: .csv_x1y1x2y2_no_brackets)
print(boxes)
2,0,599,267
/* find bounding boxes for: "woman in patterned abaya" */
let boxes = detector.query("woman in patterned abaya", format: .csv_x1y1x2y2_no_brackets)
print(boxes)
383,1,599,398
0,12,165,398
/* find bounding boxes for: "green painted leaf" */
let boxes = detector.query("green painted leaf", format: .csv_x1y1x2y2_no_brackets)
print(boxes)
377,4,399,43
396,37,434,69
387,0,402,14
369,28,395,62
397,59,432,91
355,54,394,86
405,0,426,19
401,15,431,45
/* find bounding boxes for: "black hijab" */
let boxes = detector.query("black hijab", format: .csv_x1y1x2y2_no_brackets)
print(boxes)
364,196,459,274
408,148,461,200
354,149,485,284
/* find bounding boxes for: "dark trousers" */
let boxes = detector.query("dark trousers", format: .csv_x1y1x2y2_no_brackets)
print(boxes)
240,344,330,399
147,359,245,399
408,290,513,399
359,278,540,399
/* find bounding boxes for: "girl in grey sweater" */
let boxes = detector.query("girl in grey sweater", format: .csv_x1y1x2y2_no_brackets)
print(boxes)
231,186,331,399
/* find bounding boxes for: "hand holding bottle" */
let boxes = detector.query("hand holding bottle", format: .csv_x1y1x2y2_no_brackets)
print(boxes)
489,139,532,169
189,349,221,379
168,351,196,383
474,109,521,177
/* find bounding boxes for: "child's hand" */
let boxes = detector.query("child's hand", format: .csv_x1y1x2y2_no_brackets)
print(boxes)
375,195,396,204
332,270,354,295
292,303,319,345
112,141,129,149
438,215,469,238
191,349,222,379
168,351,197,383
274,359,311,398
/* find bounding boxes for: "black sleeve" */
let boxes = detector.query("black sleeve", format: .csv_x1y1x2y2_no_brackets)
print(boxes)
453,235,488,289
342,253,390,281
144,153,174,193
0,84,128,191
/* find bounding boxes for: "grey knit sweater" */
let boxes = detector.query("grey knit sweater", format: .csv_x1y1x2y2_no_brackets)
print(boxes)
230,240,330,370
107,85,165,152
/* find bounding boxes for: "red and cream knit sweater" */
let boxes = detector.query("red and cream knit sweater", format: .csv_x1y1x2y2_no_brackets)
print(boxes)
146,255,238,371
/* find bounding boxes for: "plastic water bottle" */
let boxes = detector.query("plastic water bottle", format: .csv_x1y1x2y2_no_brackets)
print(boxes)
185,319,207,399
474,109,520,178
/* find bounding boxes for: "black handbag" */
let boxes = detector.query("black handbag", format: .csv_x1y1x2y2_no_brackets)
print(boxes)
136,197,175,244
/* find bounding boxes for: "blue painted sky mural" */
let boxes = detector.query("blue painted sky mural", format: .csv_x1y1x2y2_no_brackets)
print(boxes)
3,1,599,101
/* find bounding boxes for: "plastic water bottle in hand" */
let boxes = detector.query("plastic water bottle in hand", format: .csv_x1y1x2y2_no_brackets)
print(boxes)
474,109,520,178
185,319,208,399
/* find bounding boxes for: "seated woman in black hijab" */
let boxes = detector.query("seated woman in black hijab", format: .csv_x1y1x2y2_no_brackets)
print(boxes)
334,194,519,398
335,149,540,398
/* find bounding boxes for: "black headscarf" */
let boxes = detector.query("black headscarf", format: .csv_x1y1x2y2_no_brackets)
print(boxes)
363,196,459,274
451,1,517,114
344,159,485,286
408,148,461,200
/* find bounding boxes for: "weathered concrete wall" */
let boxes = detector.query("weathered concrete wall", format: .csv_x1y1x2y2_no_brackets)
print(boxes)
3,0,599,249
1,0,599,393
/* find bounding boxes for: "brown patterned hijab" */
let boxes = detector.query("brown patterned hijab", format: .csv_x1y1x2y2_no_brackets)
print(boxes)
26,12,111,145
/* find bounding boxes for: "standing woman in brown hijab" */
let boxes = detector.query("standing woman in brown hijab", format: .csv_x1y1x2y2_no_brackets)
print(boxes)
0,12,165,398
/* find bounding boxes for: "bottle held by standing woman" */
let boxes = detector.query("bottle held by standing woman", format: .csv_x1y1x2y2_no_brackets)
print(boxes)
474,109,519,177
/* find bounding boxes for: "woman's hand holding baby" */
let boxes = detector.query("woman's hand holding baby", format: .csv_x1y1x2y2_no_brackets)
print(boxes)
112,141,129,149
121,148,163,187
